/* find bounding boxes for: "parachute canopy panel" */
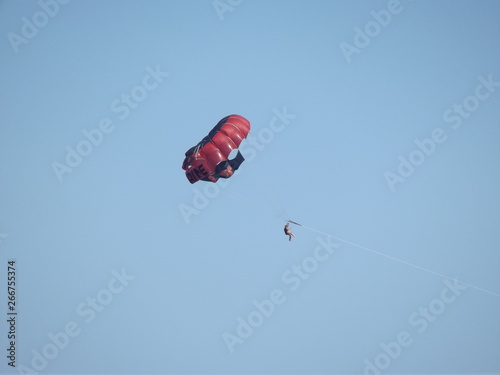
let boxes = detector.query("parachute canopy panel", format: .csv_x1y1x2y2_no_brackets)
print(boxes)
182,115,251,184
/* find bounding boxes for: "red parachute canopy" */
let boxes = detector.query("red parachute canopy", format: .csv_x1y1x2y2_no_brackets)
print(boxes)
182,115,251,184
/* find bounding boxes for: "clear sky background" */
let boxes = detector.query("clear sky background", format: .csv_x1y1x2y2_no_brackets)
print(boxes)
1,0,499,374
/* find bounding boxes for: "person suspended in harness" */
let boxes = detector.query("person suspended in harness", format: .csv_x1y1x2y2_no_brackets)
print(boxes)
284,223,296,241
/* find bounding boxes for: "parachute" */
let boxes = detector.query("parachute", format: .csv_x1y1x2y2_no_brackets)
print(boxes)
182,115,251,184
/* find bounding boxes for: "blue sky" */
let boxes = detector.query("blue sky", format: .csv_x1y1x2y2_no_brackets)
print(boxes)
1,0,499,374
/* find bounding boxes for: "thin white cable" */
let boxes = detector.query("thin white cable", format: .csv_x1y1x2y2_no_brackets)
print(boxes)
301,224,500,298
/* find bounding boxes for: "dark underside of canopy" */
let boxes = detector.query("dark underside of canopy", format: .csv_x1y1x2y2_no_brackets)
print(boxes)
200,150,245,181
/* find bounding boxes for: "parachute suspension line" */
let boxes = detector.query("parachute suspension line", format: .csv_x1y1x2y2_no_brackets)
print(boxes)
228,183,288,222
222,185,278,219
268,186,291,222
300,224,500,298
222,188,249,208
